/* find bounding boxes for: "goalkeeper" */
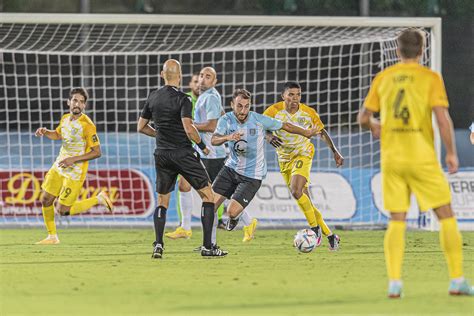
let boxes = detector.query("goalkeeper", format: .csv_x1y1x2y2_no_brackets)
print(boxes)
264,82,343,251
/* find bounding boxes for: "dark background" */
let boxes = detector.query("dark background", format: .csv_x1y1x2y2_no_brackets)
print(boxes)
1,0,472,129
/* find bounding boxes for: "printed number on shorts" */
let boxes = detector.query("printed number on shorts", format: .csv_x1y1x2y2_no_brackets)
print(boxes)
61,187,72,198
295,160,303,169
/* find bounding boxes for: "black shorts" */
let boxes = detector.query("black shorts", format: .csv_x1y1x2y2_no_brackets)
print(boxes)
201,158,226,183
212,166,262,208
154,148,210,194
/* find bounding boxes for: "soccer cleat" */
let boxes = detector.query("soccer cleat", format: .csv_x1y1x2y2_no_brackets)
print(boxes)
151,243,164,259
217,219,226,230
328,234,340,251
310,225,322,247
449,279,474,296
193,245,204,252
242,218,258,242
201,245,228,258
388,282,402,298
225,217,239,231
165,227,192,239
35,236,60,245
97,191,114,212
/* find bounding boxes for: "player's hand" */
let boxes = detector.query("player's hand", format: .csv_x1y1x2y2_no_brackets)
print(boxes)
370,118,381,139
202,147,210,156
228,132,242,142
334,151,344,168
445,153,459,174
35,127,47,137
265,134,283,148
308,127,321,138
58,157,76,168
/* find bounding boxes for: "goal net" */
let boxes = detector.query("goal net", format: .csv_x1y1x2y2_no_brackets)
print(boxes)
0,14,439,228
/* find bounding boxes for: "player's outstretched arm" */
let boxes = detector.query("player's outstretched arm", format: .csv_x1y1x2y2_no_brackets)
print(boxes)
58,145,101,168
280,122,319,138
211,132,241,146
194,119,218,133
182,118,209,155
137,117,157,138
433,106,458,173
320,129,344,168
34,127,61,140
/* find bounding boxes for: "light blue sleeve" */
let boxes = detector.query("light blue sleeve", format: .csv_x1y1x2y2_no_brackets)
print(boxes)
215,116,228,136
470,122,474,132
255,112,283,131
204,94,223,120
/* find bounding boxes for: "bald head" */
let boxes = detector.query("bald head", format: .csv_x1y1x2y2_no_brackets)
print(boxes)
198,66,217,93
161,59,182,82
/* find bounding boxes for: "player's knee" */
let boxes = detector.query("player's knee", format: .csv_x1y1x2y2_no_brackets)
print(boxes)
58,209,70,216
290,187,303,200
178,181,191,192
198,185,214,203
40,194,54,207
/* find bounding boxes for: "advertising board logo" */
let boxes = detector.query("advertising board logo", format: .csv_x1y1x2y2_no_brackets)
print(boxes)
0,169,154,217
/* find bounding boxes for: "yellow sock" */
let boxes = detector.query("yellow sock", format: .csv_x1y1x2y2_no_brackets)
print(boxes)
42,205,56,235
70,197,99,215
384,220,406,280
296,193,318,227
439,217,464,279
313,206,332,236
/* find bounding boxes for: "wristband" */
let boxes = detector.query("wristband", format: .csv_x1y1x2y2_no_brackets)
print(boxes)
196,141,207,151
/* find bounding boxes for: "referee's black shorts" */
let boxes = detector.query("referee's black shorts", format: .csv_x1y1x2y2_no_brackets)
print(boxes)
212,166,262,208
154,148,210,194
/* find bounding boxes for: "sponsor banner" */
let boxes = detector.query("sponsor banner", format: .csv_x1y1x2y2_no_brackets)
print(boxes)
190,171,357,220
0,169,154,217
371,171,474,220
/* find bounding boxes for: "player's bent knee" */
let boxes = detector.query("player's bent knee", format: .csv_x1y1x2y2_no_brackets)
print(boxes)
433,204,455,220
198,185,214,203
40,193,55,207
290,188,303,200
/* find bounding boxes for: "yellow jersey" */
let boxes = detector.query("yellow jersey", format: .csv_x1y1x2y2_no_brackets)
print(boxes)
263,101,324,162
52,113,100,181
364,62,448,165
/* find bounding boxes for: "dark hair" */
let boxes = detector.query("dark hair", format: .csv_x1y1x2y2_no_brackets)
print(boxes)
69,88,89,102
232,88,251,101
397,28,425,59
282,81,301,94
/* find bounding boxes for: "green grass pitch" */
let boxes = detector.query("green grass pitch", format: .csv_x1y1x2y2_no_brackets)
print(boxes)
1,228,473,315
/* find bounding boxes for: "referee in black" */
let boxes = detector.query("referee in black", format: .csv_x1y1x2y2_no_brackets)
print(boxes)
138,59,228,259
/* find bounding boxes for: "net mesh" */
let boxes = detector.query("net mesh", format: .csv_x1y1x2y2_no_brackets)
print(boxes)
0,20,432,227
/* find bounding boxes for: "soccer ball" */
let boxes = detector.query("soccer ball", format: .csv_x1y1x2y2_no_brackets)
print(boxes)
293,229,317,253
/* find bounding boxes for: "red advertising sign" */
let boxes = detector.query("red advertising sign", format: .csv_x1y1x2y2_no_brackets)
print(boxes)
0,169,154,216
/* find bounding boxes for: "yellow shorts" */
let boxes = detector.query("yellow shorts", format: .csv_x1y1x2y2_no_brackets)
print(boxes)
279,155,313,187
382,163,451,212
41,168,84,207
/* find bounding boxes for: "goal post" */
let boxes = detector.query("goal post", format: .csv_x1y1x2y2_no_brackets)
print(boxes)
0,13,444,229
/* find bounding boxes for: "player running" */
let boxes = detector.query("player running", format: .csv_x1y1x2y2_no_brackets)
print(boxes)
35,88,113,245
263,82,343,251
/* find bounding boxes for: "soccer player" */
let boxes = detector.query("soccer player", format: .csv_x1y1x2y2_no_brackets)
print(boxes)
35,88,113,245
211,89,320,238
138,59,227,258
166,74,199,240
263,82,343,251
358,28,473,297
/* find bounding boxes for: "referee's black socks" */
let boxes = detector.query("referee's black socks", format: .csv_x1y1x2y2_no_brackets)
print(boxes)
201,202,215,249
153,206,167,247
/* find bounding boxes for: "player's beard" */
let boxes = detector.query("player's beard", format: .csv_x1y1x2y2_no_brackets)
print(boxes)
237,113,248,122
71,107,82,115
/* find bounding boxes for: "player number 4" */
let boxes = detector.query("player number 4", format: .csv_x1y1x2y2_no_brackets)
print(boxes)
393,88,410,125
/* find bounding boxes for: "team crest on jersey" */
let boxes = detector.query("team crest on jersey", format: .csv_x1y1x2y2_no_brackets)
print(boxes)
249,129,256,136
297,117,307,126
92,134,98,143
234,140,248,156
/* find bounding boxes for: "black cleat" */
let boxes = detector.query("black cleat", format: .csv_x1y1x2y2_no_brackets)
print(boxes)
225,218,239,231
328,234,340,251
152,243,164,259
201,246,228,258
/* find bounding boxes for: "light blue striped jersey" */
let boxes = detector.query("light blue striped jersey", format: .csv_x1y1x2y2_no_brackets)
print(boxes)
215,111,283,180
194,87,226,159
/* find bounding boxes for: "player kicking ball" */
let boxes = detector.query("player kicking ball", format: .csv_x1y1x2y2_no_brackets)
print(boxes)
209,89,320,244
35,88,113,245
